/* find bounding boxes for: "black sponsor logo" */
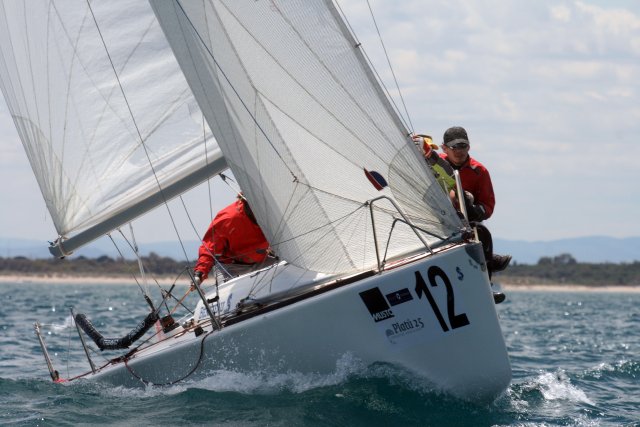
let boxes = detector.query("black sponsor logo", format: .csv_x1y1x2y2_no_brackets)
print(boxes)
385,288,413,306
359,287,395,322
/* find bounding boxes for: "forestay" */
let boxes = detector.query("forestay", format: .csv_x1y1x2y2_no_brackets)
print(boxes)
151,0,462,274
0,0,225,255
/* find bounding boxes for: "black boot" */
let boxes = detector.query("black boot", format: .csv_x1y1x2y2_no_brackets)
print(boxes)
488,254,512,273
492,291,506,304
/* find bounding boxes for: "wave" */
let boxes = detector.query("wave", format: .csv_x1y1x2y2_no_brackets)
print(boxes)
1,364,505,427
509,369,594,405
578,360,640,381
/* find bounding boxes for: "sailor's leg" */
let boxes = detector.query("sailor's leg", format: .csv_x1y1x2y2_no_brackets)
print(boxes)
475,224,508,304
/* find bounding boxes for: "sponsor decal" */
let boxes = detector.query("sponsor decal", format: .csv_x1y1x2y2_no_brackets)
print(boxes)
359,287,395,322
385,317,425,344
385,288,413,306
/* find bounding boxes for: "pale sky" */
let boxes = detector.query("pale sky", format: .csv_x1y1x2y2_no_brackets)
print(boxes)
1,0,639,247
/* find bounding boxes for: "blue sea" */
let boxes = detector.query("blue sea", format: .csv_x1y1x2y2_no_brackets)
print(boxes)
0,281,637,426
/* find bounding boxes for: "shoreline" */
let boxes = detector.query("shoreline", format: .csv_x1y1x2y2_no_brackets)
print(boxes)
500,283,640,293
0,274,638,293
0,274,183,286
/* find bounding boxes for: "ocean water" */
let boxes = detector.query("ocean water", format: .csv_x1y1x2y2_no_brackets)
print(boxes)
0,282,637,427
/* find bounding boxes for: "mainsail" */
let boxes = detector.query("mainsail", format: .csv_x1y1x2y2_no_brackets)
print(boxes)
0,0,226,256
151,0,462,274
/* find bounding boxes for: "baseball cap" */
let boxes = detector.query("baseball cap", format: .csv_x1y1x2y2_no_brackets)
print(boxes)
443,126,470,148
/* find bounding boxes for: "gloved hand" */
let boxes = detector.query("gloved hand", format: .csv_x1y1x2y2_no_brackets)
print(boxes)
412,134,438,157
191,271,203,291
463,191,474,205
463,191,486,222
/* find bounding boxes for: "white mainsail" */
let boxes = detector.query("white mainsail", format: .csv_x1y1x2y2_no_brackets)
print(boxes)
151,0,462,274
0,0,226,256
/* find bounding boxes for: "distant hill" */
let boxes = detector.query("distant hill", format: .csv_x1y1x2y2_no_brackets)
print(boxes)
494,236,640,264
1,236,639,264
0,238,200,262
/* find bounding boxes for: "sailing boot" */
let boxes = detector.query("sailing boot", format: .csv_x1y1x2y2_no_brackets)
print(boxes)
492,291,506,304
488,254,512,273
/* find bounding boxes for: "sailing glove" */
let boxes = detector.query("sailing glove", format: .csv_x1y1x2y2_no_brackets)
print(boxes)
463,191,486,222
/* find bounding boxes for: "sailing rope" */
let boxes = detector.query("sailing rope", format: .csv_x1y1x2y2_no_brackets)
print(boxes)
123,331,213,386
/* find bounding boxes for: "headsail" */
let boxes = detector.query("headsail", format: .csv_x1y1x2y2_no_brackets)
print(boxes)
151,0,462,274
0,0,226,256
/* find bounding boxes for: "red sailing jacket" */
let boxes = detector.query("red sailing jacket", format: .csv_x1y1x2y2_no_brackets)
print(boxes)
440,153,496,219
195,199,269,280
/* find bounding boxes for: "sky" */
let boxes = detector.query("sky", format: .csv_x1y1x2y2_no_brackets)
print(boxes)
1,0,639,248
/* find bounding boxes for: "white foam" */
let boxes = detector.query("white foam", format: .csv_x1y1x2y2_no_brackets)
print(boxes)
184,352,367,394
89,353,441,400
92,352,367,398
49,315,75,332
535,370,594,405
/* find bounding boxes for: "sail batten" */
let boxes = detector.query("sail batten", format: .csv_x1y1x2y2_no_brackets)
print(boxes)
0,0,225,253
152,0,462,274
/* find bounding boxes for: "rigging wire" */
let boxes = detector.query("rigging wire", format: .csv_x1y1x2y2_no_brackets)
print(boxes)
85,0,193,265
128,223,150,295
107,232,157,309
177,175,234,282
364,0,414,132
66,324,72,379
203,114,214,222
334,0,415,134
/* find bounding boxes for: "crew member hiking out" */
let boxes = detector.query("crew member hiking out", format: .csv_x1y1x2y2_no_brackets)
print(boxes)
415,127,511,303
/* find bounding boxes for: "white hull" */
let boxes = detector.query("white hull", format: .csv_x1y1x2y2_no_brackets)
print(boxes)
73,243,511,402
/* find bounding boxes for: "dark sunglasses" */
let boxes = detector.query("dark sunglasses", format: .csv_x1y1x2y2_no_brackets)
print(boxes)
446,142,469,150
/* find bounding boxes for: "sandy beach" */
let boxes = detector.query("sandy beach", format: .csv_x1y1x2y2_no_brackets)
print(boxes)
0,273,638,293
0,274,185,286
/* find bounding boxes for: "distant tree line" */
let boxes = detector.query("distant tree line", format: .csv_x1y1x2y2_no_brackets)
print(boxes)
500,253,640,286
1,252,639,286
0,252,191,280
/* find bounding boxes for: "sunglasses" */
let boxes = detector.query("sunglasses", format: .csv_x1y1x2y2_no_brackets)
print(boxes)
445,142,469,150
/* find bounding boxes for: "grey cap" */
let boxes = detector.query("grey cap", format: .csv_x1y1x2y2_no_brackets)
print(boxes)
443,126,469,147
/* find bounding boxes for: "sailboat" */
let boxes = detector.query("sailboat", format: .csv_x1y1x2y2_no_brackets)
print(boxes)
0,0,511,402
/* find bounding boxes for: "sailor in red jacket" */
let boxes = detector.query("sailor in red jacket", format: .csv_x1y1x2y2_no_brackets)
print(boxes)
439,126,511,279
194,195,272,281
